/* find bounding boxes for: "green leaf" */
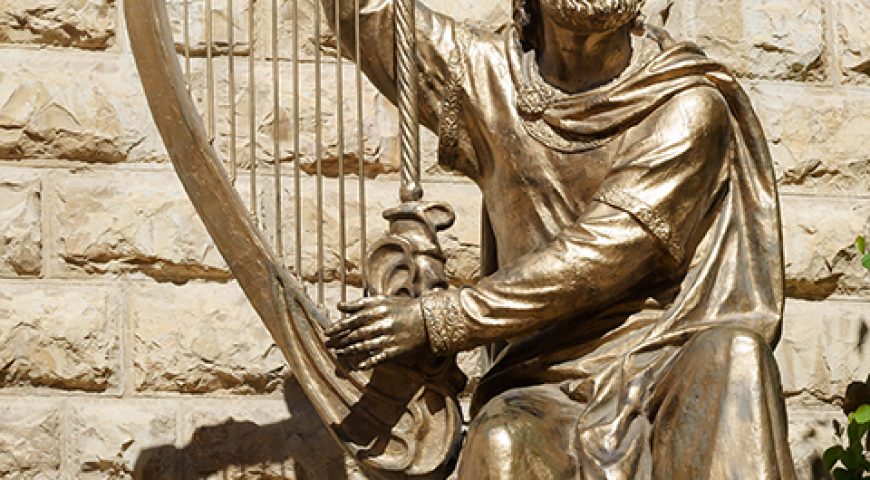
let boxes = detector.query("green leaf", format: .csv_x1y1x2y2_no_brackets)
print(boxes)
825,445,847,470
832,467,852,480
847,420,869,450
854,405,870,425
842,445,864,470
858,236,867,255
862,253,870,272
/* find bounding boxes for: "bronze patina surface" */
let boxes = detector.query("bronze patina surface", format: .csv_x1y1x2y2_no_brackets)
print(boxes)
322,0,797,477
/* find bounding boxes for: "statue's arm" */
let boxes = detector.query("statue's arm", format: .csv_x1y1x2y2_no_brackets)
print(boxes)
421,86,735,355
322,0,461,132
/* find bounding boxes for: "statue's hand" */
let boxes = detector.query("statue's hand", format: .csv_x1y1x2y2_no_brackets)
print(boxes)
325,295,428,370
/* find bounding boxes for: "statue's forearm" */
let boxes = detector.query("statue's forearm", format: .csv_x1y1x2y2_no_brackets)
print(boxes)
421,203,664,356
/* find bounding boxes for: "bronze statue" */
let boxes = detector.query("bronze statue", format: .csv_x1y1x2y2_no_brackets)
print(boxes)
126,0,797,477
322,0,797,478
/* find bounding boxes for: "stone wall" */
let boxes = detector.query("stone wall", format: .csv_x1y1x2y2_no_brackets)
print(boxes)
0,0,868,478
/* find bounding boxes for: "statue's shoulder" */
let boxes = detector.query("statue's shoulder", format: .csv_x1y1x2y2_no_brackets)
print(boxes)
637,36,733,131
669,84,729,117
443,22,511,84
633,81,732,144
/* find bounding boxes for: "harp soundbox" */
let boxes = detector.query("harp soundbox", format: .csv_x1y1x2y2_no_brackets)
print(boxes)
125,0,464,477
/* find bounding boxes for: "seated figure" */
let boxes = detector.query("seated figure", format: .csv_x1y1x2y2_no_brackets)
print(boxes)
323,0,797,477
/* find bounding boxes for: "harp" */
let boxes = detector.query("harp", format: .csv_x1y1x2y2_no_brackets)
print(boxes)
125,0,464,478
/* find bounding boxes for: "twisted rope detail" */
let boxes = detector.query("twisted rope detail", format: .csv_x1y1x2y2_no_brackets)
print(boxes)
396,0,423,202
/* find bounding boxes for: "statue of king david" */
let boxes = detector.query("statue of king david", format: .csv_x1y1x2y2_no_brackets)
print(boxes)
321,0,797,477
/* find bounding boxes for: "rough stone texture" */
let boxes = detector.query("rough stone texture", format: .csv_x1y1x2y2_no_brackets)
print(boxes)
68,400,177,479
182,59,396,177
837,0,870,84
132,281,287,394
692,0,827,81
51,170,229,282
257,176,482,286
0,282,118,392
781,195,870,301
0,0,116,50
0,401,61,479
0,50,165,163
165,0,509,62
777,299,870,402
751,83,870,196
47,168,482,286
0,169,41,277
786,397,847,480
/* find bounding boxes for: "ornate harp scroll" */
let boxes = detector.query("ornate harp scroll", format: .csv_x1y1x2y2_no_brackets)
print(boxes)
125,1,464,478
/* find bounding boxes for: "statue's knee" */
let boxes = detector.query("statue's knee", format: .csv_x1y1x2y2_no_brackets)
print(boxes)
465,400,521,458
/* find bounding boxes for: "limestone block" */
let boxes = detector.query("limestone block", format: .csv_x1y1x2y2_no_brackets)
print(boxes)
257,176,481,287
170,395,347,479
164,0,329,61
838,0,870,84
780,195,870,300
163,0,508,62
182,59,393,177
786,398,846,480
0,169,41,277
749,83,870,195
0,0,115,50
692,0,826,80
776,299,870,401
0,50,165,163
51,170,229,282
131,281,287,394
49,164,481,285
0,282,118,391
0,400,61,479
68,400,177,479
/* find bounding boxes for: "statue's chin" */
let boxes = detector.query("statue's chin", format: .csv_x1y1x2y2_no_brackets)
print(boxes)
540,0,640,33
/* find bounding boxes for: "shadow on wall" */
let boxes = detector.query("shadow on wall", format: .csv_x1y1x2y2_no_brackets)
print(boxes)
132,378,349,479
844,376,870,418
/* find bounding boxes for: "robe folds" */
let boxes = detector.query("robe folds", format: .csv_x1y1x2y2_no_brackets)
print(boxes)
340,1,796,476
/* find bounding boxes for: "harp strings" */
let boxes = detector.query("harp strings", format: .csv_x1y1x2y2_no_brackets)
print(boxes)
355,0,367,290
336,0,348,310
271,0,283,259
183,0,191,86
205,0,215,140
176,0,369,314
227,0,237,183
248,0,258,225
313,0,325,306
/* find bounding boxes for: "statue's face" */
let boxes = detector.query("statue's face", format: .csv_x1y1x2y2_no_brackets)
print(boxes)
538,0,644,33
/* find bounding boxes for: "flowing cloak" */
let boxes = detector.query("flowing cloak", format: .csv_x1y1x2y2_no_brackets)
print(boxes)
339,2,788,475
430,27,787,477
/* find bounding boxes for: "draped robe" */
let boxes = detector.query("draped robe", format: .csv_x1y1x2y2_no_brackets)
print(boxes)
339,2,797,477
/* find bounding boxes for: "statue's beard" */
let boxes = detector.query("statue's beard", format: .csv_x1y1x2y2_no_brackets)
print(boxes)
539,0,643,32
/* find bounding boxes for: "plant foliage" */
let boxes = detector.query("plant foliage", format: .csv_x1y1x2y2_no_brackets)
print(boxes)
823,242,870,479
824,405,870,479
856,236,870,271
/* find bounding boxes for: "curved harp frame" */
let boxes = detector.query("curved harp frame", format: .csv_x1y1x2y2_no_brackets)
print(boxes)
125,1,463,478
